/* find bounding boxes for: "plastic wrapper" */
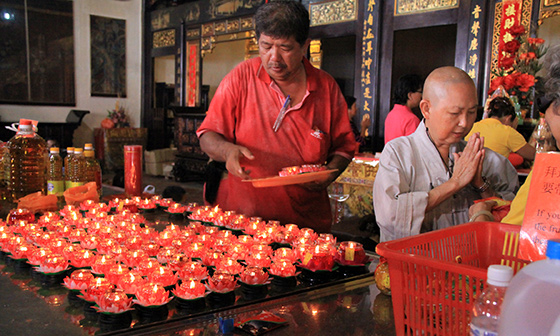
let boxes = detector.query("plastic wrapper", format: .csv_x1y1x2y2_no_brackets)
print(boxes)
235,311,288,335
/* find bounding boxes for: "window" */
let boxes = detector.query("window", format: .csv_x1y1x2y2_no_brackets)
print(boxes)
0,0,74,105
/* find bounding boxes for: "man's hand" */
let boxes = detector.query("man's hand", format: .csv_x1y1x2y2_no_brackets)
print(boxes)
199,131,254,179
224,144,254,179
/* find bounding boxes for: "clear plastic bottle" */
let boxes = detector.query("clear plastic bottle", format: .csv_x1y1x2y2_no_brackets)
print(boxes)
47,147,64,197
534,118,551,153
64,147,74,190
498,239,560,336
68,147,86,188
0,142,10,200
7,119,47,200
84,149,102,195
470,264,513,336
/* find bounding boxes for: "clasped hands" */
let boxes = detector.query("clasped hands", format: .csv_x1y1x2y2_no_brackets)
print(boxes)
449,132,487,191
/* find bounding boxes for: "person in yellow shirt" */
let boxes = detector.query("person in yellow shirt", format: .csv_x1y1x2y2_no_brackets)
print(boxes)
465,97,535,161
468,44,560,225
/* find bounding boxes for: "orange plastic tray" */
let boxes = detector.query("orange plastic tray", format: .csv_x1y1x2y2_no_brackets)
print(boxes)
376,222,529,336
242,169,337,188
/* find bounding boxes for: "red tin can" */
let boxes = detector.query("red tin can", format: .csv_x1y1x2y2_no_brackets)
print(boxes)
124,145,143,197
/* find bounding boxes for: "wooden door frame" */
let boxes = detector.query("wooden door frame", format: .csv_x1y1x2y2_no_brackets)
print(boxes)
376,0,487,152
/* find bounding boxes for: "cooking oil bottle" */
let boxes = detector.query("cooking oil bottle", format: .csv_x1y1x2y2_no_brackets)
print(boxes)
47,147,64,197
7,119,47,200
68,147,86,188
84,148,102,195
0,142,10,200
64,147,74,190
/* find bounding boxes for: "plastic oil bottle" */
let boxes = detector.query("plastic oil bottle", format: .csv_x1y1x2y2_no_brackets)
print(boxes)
47,147,64,198
68,147,86,188
84,148,102,195
0,142,10,200
64,147,74,190
498,239,560,335
7,119,47,200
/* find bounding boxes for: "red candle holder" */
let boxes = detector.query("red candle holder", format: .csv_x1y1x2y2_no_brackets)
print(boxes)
133,282,172,307
207,272,237,293
80,235,98,250
117,270,146,296
63,269,95,291
201,250,223,268
80,277,114,303
172,279,207,300
249,244,273,257
71,249,96,269
95,288,133,314
96,238,118,255
225,243,248,261
141,243,160,257
299,244,334,272
272,248,297,264
149,266,178,288
124,236,143,250
10,243,33,260
122,249,148,268
239,266,269,285
335,241,368,266
79,200,97,212
167,253,188,272
105,263,128,285
177,261,208,281
7,208,34,225
245,251,271,269
269,259,297,278
156,247,176,264
91,255,116,275
186,242,206,260
216,257,244,275
36,253,69,274
27,247,53,266
136,258,160,277
298,228,318,241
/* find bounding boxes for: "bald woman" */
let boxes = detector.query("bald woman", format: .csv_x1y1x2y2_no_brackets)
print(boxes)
373,67,519,242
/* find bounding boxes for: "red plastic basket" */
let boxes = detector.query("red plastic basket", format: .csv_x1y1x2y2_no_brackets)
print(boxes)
376,222,529,336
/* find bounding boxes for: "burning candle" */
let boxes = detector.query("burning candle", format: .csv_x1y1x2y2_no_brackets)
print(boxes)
239,266,269,285
172,279,207,300
273,248,297,263
27,247,53,266
246,251,271,269
122,249,148,268
300,244,334,272
136,258,159,277
186,242,206,260
96,288,133,314
71,248,96,269
269,259,297,278
117,270,145,295
216,257,244,275
336,241,367,265
81,277,114,303
149,266,178,288
202,250,223,268
177,261,208,281
156,246,176,264
36,254,69,274
63,269,95,291
142,243,160,257
105,263,128,285
133,282,172,307
91,254,116,275
207,272,237,293
167,253,188,272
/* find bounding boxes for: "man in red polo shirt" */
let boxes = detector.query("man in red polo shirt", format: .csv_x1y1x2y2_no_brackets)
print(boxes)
196,1,355,233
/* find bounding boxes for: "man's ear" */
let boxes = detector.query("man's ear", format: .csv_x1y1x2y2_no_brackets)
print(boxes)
419,99,430,120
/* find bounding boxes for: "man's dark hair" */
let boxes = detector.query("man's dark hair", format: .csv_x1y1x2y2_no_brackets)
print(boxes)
392,74,423,105
255,1,310,46
488,97,516,120
344,96,356,109
162,185,186,203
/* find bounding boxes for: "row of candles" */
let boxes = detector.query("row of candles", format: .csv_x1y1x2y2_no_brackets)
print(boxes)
0,199,368,314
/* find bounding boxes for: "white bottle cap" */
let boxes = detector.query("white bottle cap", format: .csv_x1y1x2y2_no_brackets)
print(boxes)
487,264,513,287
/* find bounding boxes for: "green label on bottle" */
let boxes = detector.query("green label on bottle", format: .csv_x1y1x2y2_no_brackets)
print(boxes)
67,181,84,189
47,180,65,196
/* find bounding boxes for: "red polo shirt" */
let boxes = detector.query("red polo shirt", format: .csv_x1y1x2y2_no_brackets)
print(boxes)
384,104,421,144
197,57,355,232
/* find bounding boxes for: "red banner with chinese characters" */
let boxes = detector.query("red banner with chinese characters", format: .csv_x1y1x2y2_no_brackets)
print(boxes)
187,43,199,107
498,0,522,63
519,152,560,261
